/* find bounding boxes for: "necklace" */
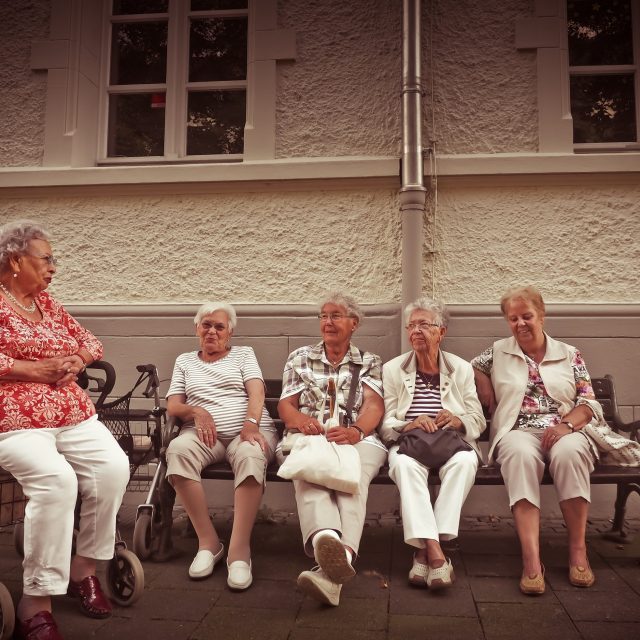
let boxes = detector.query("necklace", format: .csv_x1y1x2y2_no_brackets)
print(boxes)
0,281,36,313
417,371,440,391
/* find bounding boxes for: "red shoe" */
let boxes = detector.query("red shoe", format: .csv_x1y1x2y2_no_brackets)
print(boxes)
15,611,64,640
67,575,112,618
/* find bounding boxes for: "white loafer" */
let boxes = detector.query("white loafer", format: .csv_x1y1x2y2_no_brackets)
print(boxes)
227,559,253,590
188,543,225,580
314,534,355,584
297,566,341,606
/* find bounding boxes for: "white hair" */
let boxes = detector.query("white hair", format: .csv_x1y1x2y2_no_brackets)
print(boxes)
193,302,237,329
319,290,363,323
404,296,449,328
0,220,50,272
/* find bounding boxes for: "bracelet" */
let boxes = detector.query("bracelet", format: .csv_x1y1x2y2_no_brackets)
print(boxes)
561,420,576,433
350,425,365,441
245,417,259,426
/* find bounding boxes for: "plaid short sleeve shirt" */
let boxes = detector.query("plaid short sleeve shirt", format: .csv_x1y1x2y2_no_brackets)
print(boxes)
280,341,383,423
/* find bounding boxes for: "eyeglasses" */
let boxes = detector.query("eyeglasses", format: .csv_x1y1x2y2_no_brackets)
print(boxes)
318,313,351,322
406,322,440,331
28,253,57,266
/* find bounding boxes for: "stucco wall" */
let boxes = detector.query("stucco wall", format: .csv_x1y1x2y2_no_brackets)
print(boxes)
0,0,49,167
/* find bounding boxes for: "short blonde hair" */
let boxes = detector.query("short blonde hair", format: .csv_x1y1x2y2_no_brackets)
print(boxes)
194,302,237,329
500,286,546,316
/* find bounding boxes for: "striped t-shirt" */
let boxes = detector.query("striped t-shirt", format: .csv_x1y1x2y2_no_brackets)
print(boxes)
166,346,275,438
404,373,443,421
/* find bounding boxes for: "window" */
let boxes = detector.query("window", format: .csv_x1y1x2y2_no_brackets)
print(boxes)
101,0,249,162
567,0,640,149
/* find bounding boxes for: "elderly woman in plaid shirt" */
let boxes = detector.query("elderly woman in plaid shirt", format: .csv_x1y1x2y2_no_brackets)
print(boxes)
277,292,386,607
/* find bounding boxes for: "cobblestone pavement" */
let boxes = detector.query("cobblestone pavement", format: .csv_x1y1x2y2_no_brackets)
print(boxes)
1,508,639,640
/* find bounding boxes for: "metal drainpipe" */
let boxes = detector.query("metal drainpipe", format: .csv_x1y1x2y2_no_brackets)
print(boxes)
400,0,427,352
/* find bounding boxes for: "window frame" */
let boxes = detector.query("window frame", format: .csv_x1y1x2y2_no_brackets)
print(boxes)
97,0,250,164
567,0,640,151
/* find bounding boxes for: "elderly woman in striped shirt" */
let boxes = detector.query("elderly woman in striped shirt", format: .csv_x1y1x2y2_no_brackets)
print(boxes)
379,297,486,590
165,302,277,591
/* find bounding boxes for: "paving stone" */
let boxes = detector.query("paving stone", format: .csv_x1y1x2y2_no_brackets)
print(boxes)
197,605,297,640
607,557,640,595
296,595,387,630
468,576,560,603
554,587,640,622
216,578,302,610
131,586,219,620
389,614,484,639
92,617,200,640
462,553,522,578
389,578,476,617
574,620,640,640
478,602,581,640
545,563,627,592
290,627,386,640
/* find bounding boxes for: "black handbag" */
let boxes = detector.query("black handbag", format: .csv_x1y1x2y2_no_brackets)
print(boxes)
397,427,472,468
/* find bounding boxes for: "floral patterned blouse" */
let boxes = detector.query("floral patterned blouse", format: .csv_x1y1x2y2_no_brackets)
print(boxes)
0,291,103,432
471,346,596,430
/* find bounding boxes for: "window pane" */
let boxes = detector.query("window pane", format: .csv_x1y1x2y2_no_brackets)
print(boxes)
570,74,636,142
568,0,633,66
191,0,247,10
110,21,168,85
108,94,165,157
113,0,168,15
187,90,246,154
189,17,247,82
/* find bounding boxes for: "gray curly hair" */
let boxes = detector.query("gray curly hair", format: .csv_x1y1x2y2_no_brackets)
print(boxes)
0,221,50,272
404,296,449,328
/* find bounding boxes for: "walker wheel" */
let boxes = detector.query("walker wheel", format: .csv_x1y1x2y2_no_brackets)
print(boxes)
133,512,153,560
0,582,15,640
105,548,144,606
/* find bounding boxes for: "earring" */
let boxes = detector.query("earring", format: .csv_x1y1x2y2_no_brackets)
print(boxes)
13,272,17,278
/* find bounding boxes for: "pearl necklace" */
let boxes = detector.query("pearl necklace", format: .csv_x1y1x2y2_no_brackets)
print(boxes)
0,281,37,313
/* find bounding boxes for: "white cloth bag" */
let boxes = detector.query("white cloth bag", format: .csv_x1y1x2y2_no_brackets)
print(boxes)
277,376,361,493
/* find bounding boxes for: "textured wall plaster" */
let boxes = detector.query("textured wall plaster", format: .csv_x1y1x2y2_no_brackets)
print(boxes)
0,189,401,304
424,0,538,154
0,1,49,166
426,183,640,303
276,0,402,158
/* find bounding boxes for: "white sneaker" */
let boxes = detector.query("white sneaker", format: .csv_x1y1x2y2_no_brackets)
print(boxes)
314,534,355,584
297,566,341,606
408,555,429,587
227,559,253,590
188,543,225,580
426,558,455,590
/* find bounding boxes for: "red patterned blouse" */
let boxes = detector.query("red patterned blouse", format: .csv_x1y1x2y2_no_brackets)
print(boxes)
0,291,103,432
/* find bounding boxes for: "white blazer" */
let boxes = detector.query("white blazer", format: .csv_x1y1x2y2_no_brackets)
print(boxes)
379,350,486,459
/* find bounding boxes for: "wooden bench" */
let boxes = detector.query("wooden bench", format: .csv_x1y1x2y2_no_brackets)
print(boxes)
147,375,640,559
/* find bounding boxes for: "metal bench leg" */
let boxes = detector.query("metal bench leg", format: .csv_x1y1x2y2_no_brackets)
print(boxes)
602,482,639,544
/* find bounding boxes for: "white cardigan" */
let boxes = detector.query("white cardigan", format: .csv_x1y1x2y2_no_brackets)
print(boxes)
379,350,486,459
485,334,604,463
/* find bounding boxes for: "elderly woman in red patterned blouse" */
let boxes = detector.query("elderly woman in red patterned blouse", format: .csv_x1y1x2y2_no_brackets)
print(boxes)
0,221,129,640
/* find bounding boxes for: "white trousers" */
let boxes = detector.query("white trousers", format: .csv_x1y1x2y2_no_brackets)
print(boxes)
293,441,387,557
495,428,594,509
0,416,130,596
388,446,478,547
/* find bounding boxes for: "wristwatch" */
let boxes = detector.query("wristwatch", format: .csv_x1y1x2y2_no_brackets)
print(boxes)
561,420,576,433
350,425,365,441
245,417,259,426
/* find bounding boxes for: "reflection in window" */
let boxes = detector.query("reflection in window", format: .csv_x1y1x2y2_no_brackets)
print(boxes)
107,94,165,157
189,17,247,82
567,0,638,145
187,91,246,154
113,0,168,15
110,22,168,85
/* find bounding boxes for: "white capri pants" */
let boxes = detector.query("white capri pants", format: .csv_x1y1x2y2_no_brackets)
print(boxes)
389,446,478,547
293,441,387,557
495,428,595,509
0,415,130,596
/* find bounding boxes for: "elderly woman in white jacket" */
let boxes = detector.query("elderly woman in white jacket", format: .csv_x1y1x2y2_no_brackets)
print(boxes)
380,297,485,590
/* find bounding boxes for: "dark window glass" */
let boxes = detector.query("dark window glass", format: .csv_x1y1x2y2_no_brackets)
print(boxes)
568,0,633,66
191,0,247,10
189,17,247,82
110,21,168,84
108,94,166,156
570,74,636,142
113,0,168,15
187,90,245,154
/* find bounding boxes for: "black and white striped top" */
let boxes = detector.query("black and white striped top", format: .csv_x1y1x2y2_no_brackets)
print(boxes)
166,346,275,438
404,372,443,421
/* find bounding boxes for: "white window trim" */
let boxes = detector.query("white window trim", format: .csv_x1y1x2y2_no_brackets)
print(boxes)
30,0,295,167
516,0,640,152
